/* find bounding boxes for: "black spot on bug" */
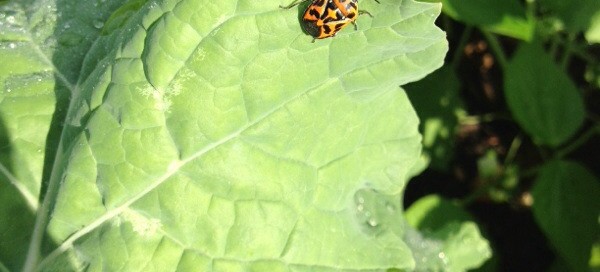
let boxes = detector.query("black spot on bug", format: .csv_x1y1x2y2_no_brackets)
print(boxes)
302,21,321,37
309,9,321,18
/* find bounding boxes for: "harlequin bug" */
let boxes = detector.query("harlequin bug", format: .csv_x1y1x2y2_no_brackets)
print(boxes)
280,0,379,41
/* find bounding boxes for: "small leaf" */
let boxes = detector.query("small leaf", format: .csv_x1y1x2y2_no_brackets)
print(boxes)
477,150,500,181
405,195,492,271
504,43,585,147
531,160,600,271
441,0,534,40
405,195,472,230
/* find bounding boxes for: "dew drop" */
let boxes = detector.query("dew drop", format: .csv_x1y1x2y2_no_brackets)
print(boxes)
367,218,378,227
438,251,449,265
93,20,104,29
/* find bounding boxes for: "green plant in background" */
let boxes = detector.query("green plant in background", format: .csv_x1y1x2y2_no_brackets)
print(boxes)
0,0,495,271
405,0,600,271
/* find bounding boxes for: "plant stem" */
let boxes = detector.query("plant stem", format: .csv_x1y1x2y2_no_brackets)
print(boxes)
481,29,508,70
560,33,576,70
554,125,600,159
22,149,65,272
574,41,597,63
504,134,523,165
525,0,536,20
461,134,522,206
451,25,473,69
588,112,600,125
461,182,493,206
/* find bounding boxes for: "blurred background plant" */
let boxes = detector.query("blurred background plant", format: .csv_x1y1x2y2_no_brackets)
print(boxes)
404,0,600,271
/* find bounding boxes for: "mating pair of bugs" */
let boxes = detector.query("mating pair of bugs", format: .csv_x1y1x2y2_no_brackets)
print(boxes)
279,0,380,41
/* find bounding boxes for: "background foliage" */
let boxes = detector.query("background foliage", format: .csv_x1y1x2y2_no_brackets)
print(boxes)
405,0,600,271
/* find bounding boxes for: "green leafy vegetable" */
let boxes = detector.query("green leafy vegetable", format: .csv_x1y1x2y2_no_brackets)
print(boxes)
0,0,456,270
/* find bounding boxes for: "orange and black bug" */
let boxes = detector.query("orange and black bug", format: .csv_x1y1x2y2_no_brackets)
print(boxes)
280,0,379,41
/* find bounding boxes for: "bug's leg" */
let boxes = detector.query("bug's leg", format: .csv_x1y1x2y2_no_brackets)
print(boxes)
373,0,380,3
351,21,358,31
358,10,374,18
311,38,316,43
279,0,310,9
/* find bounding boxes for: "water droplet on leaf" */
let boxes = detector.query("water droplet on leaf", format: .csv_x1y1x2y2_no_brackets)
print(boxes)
93,20,104,29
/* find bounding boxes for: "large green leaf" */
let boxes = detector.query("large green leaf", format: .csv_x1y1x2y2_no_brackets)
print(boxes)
504,42,585,147
531,160,600,271
1,0,450,271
